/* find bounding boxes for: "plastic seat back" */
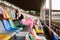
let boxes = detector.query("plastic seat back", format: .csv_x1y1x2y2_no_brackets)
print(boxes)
2,20,16,31
8,20,18,29
29,34,34,40
2,10,10,19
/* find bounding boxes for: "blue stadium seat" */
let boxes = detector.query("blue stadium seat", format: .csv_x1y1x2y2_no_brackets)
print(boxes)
2,20,17,31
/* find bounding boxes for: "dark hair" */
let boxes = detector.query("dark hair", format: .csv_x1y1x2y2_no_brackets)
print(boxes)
15,9,18,13
15,9,18,18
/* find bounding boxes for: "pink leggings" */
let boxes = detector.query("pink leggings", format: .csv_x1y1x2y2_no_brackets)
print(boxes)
21,17,34,32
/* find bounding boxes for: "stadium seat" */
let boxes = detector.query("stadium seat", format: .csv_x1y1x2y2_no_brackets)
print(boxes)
2,20,16,31
0,34,10,40
2,10,10,19
29,33,34,40
8,20,22,30
34,25,44,34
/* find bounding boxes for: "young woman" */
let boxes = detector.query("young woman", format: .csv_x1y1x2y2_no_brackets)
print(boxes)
15,9,36,32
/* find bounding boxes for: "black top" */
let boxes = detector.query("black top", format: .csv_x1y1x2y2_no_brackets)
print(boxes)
15,13,24,20
19,14,24,20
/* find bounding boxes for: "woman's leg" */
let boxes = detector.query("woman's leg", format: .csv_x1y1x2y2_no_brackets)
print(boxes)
29,22,34,32
21,19,30,25
23,20,34,32
26,17,35,23
21,19,34,32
